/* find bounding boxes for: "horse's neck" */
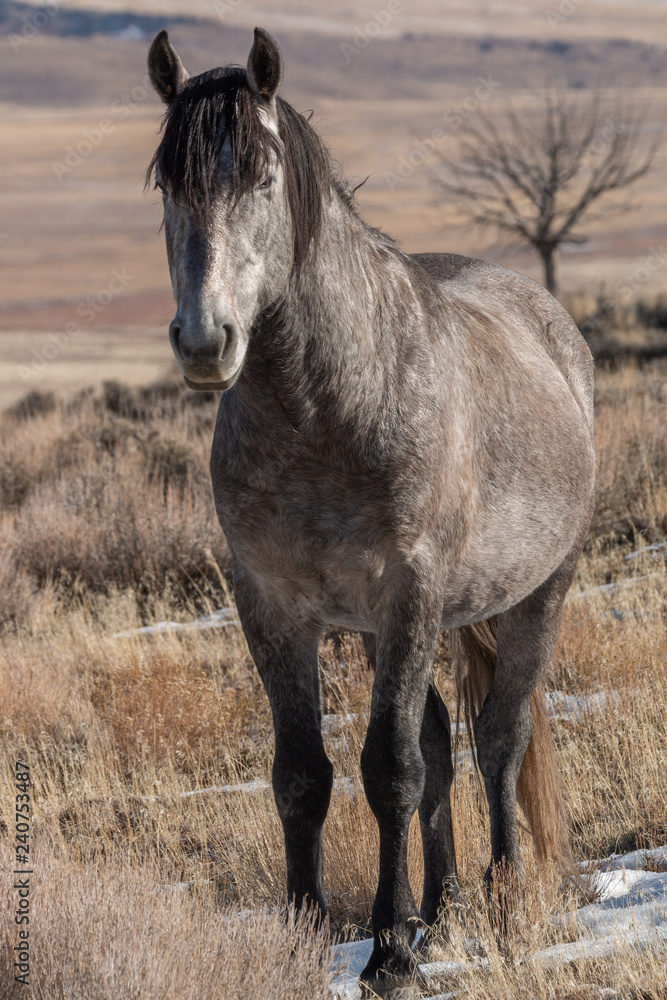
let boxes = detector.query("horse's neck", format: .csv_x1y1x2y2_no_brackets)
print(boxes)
247,199,431,435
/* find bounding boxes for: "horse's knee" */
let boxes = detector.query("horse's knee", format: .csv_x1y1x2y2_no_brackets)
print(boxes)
361,717,425,823
273,748,333,828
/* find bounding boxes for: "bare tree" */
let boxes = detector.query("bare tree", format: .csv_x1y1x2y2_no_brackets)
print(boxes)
431,89,662,295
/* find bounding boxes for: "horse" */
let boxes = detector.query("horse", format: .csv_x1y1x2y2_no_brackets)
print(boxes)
146,26,595,994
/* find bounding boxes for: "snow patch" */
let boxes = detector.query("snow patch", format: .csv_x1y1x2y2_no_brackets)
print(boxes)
139,775,359,803
624,542,667,562
545,690,618,722
112,607,240,638
329,845,667,999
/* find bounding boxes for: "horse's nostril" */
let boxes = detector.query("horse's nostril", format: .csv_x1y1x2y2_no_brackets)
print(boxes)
170,318,233,364
221,324,235,353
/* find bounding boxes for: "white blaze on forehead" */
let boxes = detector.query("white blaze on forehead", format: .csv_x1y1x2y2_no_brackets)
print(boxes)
216,106,281,172
257,104,280,137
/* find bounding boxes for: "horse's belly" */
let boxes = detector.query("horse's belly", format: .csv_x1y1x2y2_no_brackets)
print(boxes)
439,488,594,626
220,483,592,632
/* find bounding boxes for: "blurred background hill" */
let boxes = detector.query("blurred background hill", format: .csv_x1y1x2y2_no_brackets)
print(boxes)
1,0,667,405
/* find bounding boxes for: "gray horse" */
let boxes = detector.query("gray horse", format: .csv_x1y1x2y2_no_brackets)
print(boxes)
147,27,595,993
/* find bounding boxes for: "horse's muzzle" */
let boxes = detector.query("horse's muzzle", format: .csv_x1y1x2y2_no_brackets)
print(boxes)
169,315,245,391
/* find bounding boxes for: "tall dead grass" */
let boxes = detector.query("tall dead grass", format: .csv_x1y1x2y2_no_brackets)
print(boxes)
0,378,227,624
593,363,667,545
0,843,331,1000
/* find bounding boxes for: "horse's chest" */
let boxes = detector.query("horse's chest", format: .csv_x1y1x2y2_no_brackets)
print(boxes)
214,473,393,629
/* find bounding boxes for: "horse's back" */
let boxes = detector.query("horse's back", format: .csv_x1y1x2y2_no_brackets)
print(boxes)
410,252,594,435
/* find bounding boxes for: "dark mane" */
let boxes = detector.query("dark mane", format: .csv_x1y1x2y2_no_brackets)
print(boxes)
146,66,334,268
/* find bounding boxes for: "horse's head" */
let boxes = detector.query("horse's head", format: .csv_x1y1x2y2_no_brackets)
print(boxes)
147,28,330,390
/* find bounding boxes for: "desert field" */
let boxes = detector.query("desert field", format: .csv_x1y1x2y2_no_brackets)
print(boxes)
0,0,666,997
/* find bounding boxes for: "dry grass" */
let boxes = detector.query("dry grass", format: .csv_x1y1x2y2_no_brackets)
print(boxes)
592,363,667,545
0,843,331,1000
0,360,666,997
0,377,227,624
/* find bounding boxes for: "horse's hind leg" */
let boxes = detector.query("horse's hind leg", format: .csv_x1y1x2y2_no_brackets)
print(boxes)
362,635,459,928
234,562,333,920
473,557,577,887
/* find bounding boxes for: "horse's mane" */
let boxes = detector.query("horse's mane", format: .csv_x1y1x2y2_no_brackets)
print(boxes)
146,66,338,268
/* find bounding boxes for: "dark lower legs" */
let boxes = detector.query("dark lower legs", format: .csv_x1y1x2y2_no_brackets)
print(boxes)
359,594,443,987
474,560,578,882
273,721,334,915
474,686,531,881
363,635,459,930
234,564,333,917
360,705,426,985
418,683,460,924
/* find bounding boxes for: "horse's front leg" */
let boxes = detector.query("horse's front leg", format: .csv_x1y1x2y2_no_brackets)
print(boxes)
360,581,441,992
233,562,333,920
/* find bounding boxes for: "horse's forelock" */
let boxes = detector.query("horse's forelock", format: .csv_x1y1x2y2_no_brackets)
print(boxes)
147,65,334,269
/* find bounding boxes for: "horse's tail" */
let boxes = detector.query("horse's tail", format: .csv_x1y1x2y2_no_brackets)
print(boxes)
452,618,570,865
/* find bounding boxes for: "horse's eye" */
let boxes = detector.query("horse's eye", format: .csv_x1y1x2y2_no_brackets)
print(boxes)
258,175,274,191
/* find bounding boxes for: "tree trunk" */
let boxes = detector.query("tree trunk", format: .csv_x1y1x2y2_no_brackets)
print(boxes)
537,244,558,296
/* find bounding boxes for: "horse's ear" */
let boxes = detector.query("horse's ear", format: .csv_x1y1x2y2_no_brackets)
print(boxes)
148,29,190,104
247,27,283,101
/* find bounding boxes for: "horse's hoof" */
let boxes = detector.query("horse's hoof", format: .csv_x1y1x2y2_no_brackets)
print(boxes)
416,925,449,963
360,933,417,998
483,859,525,942
360,974,416,1000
